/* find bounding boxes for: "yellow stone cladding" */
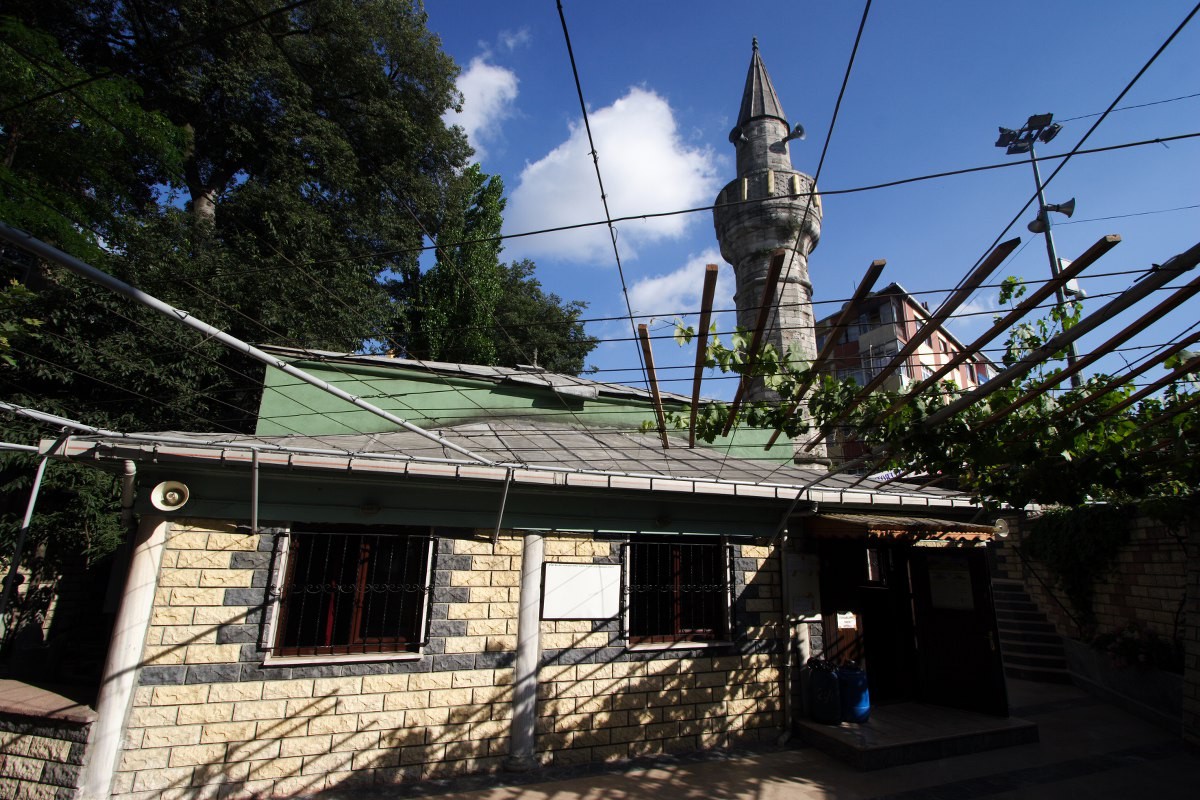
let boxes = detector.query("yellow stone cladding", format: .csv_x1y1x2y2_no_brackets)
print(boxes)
112,522,784,798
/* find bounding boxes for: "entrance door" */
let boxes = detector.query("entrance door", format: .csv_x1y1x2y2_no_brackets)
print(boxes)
857,545,917,704
908,546,1008,716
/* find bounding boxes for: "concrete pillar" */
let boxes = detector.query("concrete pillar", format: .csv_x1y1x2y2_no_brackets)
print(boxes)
506,533,544,770
79,517,169,800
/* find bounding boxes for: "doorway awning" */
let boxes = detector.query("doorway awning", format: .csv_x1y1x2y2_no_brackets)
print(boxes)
804,513,994,544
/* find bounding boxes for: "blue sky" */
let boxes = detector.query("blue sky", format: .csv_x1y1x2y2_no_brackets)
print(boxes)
425,1,1200,397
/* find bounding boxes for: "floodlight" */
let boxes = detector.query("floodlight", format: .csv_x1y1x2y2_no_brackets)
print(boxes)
1038,122,1062,143
1026,113,1053,129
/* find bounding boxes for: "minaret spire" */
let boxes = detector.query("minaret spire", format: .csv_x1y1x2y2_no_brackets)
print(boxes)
713,41,828,467
736,38,788,133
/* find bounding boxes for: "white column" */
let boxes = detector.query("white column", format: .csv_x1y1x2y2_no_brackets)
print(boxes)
79,517,169,800
506,533,543,770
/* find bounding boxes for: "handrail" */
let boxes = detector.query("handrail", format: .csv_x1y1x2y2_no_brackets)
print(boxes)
1011,543,1084,638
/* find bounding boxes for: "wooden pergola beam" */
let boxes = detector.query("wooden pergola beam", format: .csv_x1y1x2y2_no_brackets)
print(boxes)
720,250,785,436
689,264,720,448
764,259,885,450
638,323,670,449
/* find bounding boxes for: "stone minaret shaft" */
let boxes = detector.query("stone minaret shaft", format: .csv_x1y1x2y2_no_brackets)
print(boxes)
712,40,827,466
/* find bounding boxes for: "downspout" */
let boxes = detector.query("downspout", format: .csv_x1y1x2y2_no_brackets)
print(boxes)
79,515,170,800
778,528,793,743
506,532,544,771
250,449,260,535
120,460,136,528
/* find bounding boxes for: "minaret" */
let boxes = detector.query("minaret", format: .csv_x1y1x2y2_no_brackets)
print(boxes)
713,39,827,466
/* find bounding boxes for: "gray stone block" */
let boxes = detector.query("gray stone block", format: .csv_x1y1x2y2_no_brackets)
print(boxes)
185,664,242,684
224,587,266,607
432,654,476,672
231,551,272,570
217,624,259,644
139,666,186,685
240,663,292,682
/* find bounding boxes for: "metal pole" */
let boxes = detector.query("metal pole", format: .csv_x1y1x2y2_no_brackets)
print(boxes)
0,223,495,466
0,434,67,635
1028,145,1082,387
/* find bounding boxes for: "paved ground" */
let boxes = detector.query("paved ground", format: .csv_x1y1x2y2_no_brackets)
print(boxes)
315,678,1197,800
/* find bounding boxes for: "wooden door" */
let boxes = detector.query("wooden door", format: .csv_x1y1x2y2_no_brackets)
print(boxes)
909,546,1009,716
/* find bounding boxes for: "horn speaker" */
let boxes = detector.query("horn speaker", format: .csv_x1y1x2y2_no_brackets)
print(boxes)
150,481,190,511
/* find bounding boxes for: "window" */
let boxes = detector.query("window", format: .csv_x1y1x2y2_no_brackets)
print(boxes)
623,539,732,644
273,525,434,658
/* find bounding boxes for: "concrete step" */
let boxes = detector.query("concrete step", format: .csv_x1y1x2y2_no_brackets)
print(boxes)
998,609,1053,624
794,701,1040,770
1002,650,1068,670
1003,663,1073,684
998,637,1071,657
993,623,1060,642
990,579,1071,685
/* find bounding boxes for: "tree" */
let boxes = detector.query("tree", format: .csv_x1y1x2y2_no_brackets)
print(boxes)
493,259,598,375
0,1,475,588
396,164,506,364
675,279,1200,512
392,165,599,373
0,1,599,595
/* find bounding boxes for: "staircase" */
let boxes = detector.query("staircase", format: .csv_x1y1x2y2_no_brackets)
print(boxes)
992,578,1072,684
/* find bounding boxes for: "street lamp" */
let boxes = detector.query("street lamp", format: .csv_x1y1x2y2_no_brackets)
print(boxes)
996,113,1082,387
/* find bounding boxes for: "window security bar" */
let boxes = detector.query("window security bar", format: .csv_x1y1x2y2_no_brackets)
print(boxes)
270,528,435,657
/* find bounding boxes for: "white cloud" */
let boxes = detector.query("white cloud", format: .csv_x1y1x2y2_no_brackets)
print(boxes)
446,56,519,161
626,248,737,348
504,88,719,264
498,27,531,51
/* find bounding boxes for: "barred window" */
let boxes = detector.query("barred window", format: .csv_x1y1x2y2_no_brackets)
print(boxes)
624,539,732,644
273,525,433,657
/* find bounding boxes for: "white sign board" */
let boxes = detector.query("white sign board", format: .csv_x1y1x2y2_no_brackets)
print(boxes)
541,563,621,620
784,552,821,618
837,612,858,630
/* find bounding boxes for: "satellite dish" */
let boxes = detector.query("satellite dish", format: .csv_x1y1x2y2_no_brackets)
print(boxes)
150,481,190,511
993,518,1010,538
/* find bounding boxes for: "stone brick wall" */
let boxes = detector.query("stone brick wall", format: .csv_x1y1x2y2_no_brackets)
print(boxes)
0,713,90,800
533,539,784,766
112,520,784,799
1013,515,1188,643
1182,522,1199,749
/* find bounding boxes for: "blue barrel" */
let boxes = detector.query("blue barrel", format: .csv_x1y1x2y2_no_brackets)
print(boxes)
808,661,841,724
838,662,870,723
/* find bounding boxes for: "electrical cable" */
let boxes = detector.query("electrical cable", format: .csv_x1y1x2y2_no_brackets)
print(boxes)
0,1,318,115
556,0,649,392
171,132,1200,276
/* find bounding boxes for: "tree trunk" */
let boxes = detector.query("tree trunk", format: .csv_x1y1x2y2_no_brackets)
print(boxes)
190,186,218,222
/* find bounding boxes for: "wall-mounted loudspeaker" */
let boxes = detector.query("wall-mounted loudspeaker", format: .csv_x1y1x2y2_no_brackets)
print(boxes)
150,481,190,511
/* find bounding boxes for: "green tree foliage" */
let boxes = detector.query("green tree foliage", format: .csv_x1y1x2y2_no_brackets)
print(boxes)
397,164,506,364
394,165,598,373
0,1,475,583
493,259,598,376
674,279,1199,511
0,2,598,589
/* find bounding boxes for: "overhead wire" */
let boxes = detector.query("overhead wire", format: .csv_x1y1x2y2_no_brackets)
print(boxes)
162,131,1200,278
749,2,1200,486
3,5,1198,491
556,0,649,392
713,0,875,479
0,0,318,115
